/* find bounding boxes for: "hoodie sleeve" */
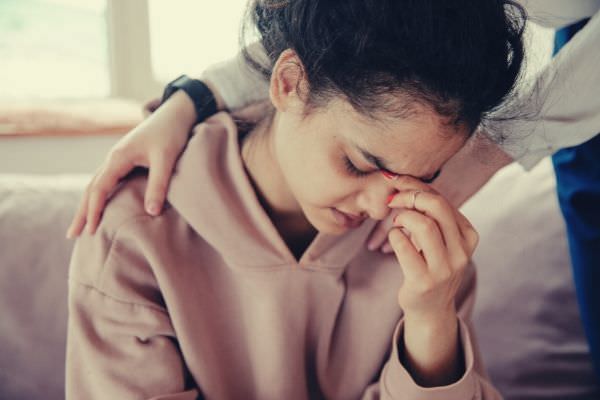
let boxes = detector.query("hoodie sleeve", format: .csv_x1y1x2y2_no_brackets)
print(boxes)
359,262,503,400
65,216,199,400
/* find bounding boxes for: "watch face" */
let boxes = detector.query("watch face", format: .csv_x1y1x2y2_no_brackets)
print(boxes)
162,75,189,103
172,75,191,87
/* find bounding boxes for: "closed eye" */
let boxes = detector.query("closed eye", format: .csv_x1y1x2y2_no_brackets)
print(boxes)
343,156,371,178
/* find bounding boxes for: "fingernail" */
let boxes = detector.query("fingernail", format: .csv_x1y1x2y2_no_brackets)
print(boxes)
381,170,398,180
386,193,396,205
147,202,159,215
367,240,378,251
381,243,393,253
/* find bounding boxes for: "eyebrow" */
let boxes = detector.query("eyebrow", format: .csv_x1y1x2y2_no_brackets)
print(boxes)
356,146,441,181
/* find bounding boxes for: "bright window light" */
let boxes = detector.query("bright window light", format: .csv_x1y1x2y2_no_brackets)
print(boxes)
148,0,249,83
0,0,109,100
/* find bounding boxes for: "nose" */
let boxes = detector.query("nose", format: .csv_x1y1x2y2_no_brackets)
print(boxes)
356,181,395,221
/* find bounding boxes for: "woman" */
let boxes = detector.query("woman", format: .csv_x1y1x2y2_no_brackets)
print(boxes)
66,1,524,398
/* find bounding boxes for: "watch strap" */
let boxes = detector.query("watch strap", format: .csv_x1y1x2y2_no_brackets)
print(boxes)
161,75,218,124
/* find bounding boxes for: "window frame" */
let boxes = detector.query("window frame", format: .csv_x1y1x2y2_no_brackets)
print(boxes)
106,0,162,102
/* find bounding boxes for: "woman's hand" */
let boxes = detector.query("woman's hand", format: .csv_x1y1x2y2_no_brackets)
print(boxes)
65,91,197,238
386,179,479,386
367,131,512,253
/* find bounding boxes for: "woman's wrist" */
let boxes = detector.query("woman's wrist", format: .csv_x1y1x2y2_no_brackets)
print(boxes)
401,311,464,387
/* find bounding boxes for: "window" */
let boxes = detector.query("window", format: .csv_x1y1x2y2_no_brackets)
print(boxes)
148,0,249,82
0,0,109,100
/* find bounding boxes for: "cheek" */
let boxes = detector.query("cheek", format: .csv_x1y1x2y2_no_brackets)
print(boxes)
297,149,357,206
277,134,354,206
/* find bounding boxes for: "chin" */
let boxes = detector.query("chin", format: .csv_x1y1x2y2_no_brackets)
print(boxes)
318,223,348,235
306,212,348,236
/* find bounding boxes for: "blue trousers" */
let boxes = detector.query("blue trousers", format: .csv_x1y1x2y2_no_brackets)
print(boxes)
552,18,600,378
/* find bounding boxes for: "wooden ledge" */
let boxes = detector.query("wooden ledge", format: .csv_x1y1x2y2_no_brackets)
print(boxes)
0,98,144,137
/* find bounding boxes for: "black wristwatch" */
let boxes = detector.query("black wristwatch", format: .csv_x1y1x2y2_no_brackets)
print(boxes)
161,75,218,124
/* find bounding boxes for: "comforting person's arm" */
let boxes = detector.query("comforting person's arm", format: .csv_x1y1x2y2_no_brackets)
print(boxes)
497,9,600,170
66,216,198,400
201,41,270,111
431,131,514,208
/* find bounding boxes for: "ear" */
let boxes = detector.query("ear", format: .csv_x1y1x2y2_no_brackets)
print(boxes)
269,49,309,113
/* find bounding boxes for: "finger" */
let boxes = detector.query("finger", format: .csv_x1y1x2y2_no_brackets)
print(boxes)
392,208,449,275
381,242,394,254
86,158,134,234
366,212,396,251
388,227,428,280
85,184,110,235
145,151,177,216
66,184,91,238
454,209,479,254
389,190,463,262
382,174,439,196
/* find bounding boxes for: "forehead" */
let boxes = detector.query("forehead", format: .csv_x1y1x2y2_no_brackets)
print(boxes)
330,99,469,176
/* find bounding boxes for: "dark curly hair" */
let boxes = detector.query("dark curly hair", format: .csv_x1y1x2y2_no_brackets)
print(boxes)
242,0,526,134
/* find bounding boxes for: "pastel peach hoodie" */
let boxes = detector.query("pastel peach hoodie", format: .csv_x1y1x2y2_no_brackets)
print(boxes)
66,112,502,399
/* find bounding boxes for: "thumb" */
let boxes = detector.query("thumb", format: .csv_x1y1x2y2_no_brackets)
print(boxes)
366,212,396,251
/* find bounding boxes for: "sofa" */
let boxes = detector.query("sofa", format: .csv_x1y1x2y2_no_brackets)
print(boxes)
0,158,598,399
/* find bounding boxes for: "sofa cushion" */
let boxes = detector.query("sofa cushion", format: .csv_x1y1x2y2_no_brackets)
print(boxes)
462,158,600,399
0,174,88,400
0,157,598,399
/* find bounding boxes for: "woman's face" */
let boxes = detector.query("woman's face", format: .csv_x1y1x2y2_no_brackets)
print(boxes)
272,97,469,235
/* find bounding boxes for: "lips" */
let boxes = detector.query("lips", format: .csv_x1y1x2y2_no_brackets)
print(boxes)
340,210,363,221
331,208,365,228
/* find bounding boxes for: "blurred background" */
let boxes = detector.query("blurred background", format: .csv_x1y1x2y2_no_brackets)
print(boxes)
0,0,554,175
0,0,249,174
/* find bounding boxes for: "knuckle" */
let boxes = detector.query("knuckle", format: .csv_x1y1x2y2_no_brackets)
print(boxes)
433,265,453,281
453,252,470,270
416,278,436,295
420,218,438,234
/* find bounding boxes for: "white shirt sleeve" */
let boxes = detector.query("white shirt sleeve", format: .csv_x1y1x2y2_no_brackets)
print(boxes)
201,3,600,171
521,0,600,28
498,9,600,170
201,42,270,111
